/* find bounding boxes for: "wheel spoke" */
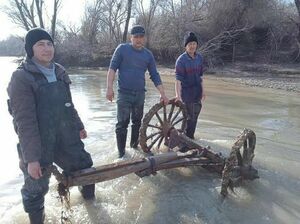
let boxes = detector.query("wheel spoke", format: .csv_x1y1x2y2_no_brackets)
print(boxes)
146,131,161,140
163,105,167,121
147,124,162,130
155,112,164,125
167,104,175,122
172,117,184,126
157,136,164,149
148,134,162,150
171,108,182,124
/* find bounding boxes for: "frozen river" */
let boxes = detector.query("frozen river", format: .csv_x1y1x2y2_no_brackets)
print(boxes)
0,57,299,223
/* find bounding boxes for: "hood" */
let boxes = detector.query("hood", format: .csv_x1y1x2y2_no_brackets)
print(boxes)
19,57,71,84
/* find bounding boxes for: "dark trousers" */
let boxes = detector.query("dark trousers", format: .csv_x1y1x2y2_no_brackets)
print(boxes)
20,163,50,214
18,142,93,213
185,102,202,139
17,144,49,214
116,89,145,156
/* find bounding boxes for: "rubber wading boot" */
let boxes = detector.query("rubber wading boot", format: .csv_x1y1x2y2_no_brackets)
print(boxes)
179,144,190,153
118,148,125,158
130,139,139,149
130,126,140,149
28,207,45,224
116,133,127,158
78,184,95,200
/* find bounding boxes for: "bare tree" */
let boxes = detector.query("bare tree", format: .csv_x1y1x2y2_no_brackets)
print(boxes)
51,0,61,39
136,0,162,48
0,35,25,56
54,0,300,65
5,0,36,30
292,0,300,59
145,0,209,60
295,0,300,27
35,0,44,28
4,0,61,39
199,26,251,65
81,1,103,45
122,0,133,42
82,0,128,48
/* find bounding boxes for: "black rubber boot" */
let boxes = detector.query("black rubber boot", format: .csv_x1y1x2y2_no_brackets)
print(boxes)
78,184,95,200
178,142,190,153
130,126,140,149
116,132,127,158
28,207,45,224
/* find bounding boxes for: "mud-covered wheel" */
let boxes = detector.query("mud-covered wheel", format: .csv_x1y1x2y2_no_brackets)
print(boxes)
140,99,187,153
235,129,256,167
241,131,256,166
221,129,258,197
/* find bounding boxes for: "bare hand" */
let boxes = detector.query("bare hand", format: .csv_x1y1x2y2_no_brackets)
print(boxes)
160,94,169,105
106,88,114,102
28,161,42,179
202,92,206,101
175,96,182,102
80,129,87,139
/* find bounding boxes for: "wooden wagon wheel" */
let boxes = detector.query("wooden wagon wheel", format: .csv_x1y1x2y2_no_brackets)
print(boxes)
140,98,187,153
233,129,256,167
241,130,256,166
221,129,258,196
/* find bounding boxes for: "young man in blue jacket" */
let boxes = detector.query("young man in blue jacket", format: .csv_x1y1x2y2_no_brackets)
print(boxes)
175,32,205,142
106,25,169,158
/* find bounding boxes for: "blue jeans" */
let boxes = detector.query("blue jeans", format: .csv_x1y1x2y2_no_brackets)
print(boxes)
185,102,202,139
116,89,145,156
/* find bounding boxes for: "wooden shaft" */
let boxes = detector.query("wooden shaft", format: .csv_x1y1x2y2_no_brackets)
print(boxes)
178,134,224,163
68,152,178,187
136,157,224,178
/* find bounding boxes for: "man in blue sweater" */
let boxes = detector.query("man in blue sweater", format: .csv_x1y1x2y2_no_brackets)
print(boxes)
175,32,205,142
106,25,169,158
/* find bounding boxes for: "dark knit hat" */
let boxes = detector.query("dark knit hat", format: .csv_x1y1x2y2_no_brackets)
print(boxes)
184,32,198,47
25,27,53,58
130,25,145,36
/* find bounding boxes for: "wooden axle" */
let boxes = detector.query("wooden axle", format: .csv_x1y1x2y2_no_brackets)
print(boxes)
57,151,196,187
50,128,258,199
51,147,226,188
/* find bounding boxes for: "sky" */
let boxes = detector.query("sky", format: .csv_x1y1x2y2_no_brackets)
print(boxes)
0,0,87,40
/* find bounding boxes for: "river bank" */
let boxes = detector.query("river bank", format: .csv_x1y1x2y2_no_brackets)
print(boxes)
158,62,300,93
68,62,300,93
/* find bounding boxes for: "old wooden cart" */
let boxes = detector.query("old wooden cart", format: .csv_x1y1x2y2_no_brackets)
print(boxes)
50,99,259,202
